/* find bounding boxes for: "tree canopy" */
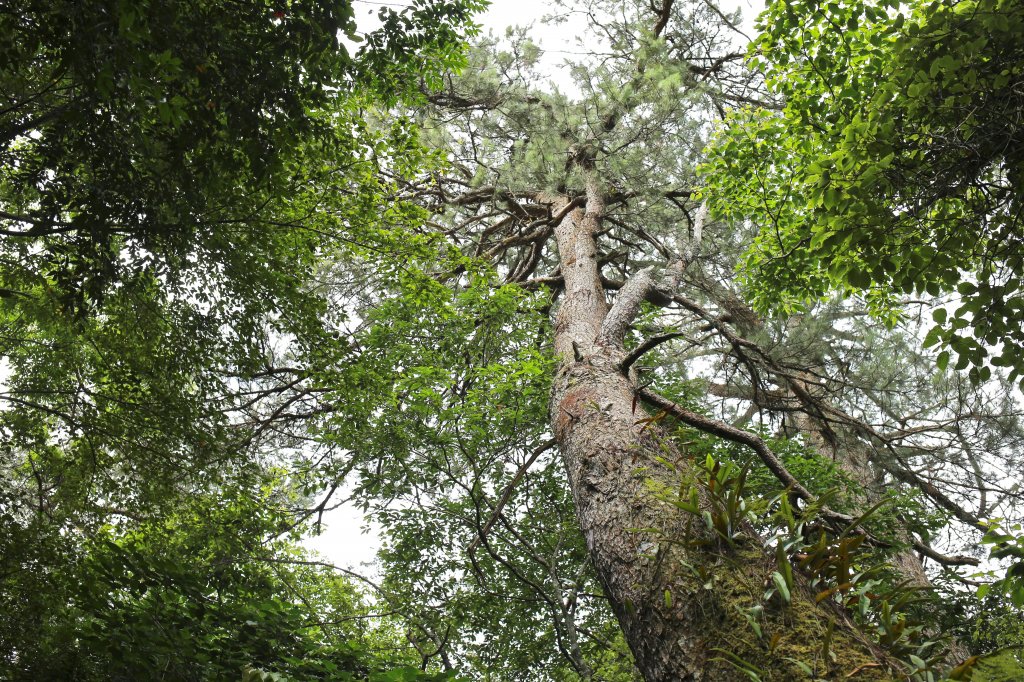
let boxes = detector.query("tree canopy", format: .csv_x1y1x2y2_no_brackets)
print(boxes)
1,0,478,678
703,0,1024,382
3,0,1024,680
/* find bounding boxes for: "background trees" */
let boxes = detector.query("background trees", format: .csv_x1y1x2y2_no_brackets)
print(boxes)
1,0,478,678
5,478,438,681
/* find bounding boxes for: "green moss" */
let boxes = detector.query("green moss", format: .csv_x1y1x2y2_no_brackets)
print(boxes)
670,540,895,681
971,649,1024,682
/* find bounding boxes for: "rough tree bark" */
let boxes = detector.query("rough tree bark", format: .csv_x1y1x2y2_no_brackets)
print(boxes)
546,173,892,681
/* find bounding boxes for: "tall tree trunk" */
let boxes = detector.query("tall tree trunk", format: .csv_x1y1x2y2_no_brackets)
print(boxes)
546,181,892,681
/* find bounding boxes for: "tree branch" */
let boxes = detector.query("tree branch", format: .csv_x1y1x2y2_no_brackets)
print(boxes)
467,439,556,553
652,0,675,37
913,541,979,567
619,332,686,372
637,388,982,566
638,387,820,505
599,266,656,347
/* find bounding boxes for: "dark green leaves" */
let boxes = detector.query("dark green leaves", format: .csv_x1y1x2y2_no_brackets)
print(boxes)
0,0,482,676
2,480,430,680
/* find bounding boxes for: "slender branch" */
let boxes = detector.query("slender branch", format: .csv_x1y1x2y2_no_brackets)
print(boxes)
913,541,979,567
467,439,556,553
638,387,819,505
255,557,384,592
619,332,686,372
683,200,708,265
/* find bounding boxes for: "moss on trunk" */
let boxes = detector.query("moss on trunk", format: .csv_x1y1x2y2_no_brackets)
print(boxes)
659,537,893,681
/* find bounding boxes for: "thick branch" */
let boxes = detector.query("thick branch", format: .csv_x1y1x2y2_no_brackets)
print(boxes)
598,266,656,348
652,0,675,37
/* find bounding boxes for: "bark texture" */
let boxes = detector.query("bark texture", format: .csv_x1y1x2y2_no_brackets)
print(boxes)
546,182,892,681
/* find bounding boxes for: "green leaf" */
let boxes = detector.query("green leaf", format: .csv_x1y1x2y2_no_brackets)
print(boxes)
772,571,792,604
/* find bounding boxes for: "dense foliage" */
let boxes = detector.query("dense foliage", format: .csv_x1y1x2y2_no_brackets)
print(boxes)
3,479,433,680
703,0,1024,381
0,0,478,678
3,0,1024,679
